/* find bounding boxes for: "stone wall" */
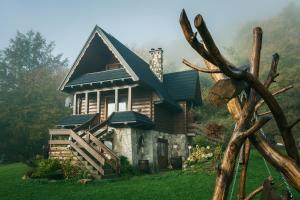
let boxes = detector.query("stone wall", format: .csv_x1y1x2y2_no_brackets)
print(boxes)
111,127,189,172
149,48,163,82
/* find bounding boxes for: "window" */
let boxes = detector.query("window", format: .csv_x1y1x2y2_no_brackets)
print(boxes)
105,63,121,70
106,95,128,117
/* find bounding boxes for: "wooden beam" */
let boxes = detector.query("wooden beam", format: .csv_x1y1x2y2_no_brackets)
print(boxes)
85,92,88,114
115,88,119,112
128,86,132,111
49,140,70,145
49,129,72,135
74,84,139,95
97,90,101,114
73,93,77,114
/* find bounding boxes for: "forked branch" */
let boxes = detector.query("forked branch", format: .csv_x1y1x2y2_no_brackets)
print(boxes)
239,116,271,138
182,59,222,73
264,53,280,88
255,85,294,111
244,185,264,200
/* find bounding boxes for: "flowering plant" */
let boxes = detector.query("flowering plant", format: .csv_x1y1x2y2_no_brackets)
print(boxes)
184,145,222,167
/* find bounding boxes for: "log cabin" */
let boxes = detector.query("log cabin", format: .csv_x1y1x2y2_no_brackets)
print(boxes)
48,25,202,179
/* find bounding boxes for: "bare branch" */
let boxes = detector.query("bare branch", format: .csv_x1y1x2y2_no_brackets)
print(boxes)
272,85,294,96
182,59,222,73
289,118,300,130
264,53,280,88
249,133,300,191
238,139,251,200
193,14,243,79
240,116,272,138
191,15,298,163
250,27,263,78
179,9,217,66
255,85,294,111
257,111,271,116
244,185,263,200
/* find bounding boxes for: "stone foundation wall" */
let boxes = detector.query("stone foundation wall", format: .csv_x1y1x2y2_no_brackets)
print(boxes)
111,127,189,172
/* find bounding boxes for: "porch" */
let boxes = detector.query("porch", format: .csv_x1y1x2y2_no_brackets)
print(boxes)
73,85,136,122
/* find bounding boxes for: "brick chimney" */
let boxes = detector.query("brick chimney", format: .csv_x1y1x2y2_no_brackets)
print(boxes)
149,48,163,82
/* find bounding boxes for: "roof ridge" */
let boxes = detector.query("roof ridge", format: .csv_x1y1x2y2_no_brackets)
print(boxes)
164,69,197,76
83,68,126,75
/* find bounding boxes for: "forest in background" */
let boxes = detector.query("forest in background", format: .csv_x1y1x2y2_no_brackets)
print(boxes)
0,4,299,162
197,3,300,143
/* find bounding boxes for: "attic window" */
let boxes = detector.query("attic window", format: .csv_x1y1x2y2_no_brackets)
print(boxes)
106,63,121,70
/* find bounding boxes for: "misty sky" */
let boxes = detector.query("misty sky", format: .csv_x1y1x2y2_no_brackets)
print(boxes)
0,0,299,70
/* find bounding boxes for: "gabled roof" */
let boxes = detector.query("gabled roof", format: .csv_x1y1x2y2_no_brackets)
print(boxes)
163,70,202,106
60,25,180,111
65,68,130,88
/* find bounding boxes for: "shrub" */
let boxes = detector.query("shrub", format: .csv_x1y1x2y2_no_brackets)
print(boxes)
30,159,63,179
192,135,213,147
28,159,82,180
61,160,80,179
119,156,137,176
184,145,223,170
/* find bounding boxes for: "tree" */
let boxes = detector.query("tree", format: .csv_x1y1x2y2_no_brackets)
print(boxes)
180,8,300,200
0,31,70,162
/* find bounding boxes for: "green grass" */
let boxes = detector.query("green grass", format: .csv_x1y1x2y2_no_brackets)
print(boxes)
0,151,299,200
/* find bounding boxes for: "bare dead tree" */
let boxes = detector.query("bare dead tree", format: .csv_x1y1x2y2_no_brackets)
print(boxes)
179,9,300,200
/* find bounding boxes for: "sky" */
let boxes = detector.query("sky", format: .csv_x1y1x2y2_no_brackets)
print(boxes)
0,0,299,70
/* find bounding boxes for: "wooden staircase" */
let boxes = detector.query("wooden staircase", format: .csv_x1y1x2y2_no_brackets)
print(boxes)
49,120,120,179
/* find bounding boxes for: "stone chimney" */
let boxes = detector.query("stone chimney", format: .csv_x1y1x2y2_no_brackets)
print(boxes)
149,48,163,82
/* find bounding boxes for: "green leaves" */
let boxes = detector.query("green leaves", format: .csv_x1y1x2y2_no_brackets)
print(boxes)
0,30,70,162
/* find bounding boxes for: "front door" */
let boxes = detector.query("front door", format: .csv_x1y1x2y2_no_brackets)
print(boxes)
157,139,168,169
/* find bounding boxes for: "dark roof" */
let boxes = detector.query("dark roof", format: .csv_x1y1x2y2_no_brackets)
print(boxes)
65,68,130,87
108,111,154,129
163,70,202,106
57,114,97,127
95,27,181,111
57,112,154,129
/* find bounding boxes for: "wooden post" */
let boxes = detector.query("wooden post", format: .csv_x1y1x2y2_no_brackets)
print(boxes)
85,92,88,114
128,87,132,111
115,88,119,112
73,93,77,115
97,91,101,114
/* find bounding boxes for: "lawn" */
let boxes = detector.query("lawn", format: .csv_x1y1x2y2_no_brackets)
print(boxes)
0,151,299,200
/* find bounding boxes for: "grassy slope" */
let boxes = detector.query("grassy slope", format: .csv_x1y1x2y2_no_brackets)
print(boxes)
0,151,299,200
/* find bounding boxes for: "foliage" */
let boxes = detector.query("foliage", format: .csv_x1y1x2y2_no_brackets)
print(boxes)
193,86,234,135
30,159,63,179
0,31,70,162
119,156,137,176
60,160,80,179
28,159,82,180
192,135,213,147
184,145,222,168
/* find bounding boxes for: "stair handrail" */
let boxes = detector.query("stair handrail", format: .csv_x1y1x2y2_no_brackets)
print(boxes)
86,131,120,173
73,113,100,132
89,113,114,133
69,130,105,166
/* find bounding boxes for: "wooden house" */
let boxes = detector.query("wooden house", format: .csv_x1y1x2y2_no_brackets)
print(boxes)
48,26,202,179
